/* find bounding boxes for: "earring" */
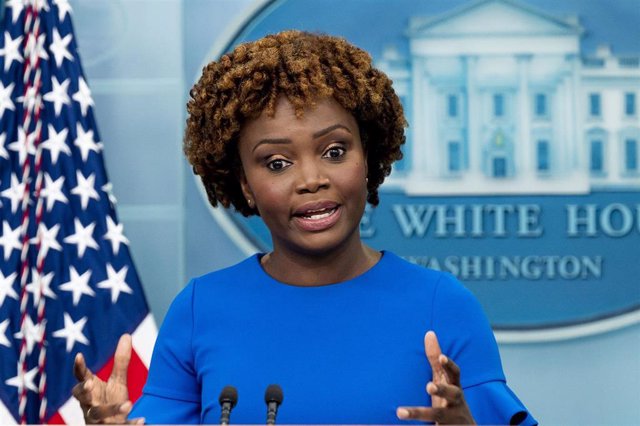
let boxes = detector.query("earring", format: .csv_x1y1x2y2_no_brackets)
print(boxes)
247,198,252,207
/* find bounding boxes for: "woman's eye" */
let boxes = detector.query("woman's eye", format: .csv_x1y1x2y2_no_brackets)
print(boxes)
266,158,290,171
324,146,346,159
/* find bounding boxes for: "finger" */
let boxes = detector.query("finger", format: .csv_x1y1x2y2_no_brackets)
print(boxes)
73,352,93,382
397,406,442,422
439,354,461,387
424,331,447,383
71,380,94,406
117,401,140,425
424,331,442,364
85,402,128,423
427,381,463,407
110,334,132,383
119,400,133,416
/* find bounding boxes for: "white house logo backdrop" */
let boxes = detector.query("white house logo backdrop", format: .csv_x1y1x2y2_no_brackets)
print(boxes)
201,0,640,341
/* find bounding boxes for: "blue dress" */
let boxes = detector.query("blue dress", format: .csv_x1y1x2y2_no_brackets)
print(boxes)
130,251,536,424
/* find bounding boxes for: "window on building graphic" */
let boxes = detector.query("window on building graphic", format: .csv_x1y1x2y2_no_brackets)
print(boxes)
590,140,604,173
493,157,507,177
493,94,504,117
448,141,461,172
625,93,636,116
589,93,601,117
535,93,547,117
625,139,638,172
447,94,458,118
537,140,550,172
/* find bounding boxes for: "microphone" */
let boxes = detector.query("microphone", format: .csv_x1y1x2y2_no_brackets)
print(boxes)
218,385,238,425
264,384,284,425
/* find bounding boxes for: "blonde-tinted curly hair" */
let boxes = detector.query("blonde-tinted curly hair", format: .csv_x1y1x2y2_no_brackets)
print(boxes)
184,30,406,217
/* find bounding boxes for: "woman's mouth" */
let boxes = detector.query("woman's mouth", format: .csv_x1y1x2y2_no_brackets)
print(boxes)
293,205,341,232
301,207,336,220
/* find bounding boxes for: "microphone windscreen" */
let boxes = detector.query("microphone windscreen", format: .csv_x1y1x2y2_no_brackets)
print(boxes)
219,385,238,408
264,384,284,405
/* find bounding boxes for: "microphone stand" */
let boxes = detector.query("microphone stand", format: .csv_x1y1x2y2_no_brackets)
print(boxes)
218,385,238,425
264,384,284,425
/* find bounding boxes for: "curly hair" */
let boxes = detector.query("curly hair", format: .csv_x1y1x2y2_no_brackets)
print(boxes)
184,30,406,217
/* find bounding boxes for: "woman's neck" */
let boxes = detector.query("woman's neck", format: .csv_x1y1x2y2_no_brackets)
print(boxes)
261,240,381,287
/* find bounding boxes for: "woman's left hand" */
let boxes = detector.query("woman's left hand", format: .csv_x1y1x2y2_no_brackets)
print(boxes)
397,331,476,425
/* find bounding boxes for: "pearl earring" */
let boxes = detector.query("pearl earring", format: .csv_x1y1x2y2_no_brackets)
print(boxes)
247,199,252,207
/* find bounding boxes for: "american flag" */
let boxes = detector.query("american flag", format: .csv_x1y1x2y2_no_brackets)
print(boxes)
0,0,157,423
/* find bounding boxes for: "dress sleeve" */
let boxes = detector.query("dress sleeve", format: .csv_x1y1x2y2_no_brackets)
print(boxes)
464,381,537,425
128,280,201,423
431,274,537,425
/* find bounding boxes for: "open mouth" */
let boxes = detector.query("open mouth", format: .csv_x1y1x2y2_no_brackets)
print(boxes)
292,204,342,232
298,207,338,220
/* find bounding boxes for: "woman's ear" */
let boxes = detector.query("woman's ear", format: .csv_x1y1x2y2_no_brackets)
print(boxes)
360,134,368,179
239,170,255,207
363,152,369,185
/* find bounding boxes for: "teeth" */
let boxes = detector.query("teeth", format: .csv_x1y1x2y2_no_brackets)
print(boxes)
303,208,335,220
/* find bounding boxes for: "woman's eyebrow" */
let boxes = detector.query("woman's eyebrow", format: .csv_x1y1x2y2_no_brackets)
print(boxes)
252,138,291,152
252,124,352,152
312,124,352,139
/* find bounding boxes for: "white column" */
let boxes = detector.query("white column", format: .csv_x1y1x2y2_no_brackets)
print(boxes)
563,74,575,171
517,54,533,180
465,55,481,178
553,77,568,173
608,127,620,181
411,58,429,180
563,53,590,193
568,53,583,172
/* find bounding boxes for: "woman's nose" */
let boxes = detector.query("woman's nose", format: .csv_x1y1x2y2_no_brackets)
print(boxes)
295,162,330,194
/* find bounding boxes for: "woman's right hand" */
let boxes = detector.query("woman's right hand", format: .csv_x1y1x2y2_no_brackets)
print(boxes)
72,334,144,424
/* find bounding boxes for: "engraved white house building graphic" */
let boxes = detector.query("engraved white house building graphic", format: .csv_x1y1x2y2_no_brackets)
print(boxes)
378,0,640,195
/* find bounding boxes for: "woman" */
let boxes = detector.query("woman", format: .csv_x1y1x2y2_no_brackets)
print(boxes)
73,30,536,425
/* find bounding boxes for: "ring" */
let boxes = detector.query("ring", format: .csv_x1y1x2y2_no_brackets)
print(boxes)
86,406,94,420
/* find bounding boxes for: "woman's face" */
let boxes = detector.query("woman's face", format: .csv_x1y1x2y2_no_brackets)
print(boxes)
238,96,368,257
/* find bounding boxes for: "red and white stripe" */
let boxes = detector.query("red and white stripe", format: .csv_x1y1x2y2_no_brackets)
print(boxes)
16,1,45,423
